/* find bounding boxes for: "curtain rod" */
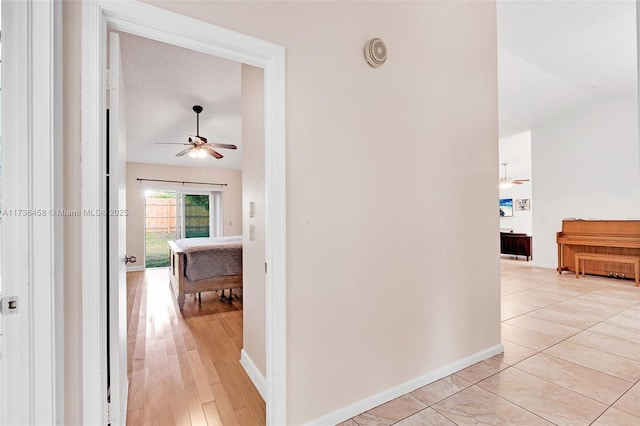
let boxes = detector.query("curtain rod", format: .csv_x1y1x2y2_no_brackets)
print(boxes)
136,178,227,187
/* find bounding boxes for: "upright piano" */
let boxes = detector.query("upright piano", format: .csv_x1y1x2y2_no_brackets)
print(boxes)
557,219,640,280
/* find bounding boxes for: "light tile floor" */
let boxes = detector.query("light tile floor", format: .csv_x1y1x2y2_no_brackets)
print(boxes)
340,259,640,425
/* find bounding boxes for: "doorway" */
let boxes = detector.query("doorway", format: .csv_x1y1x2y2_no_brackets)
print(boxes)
144,190,176,268
81,2,286,425
118,30,261,421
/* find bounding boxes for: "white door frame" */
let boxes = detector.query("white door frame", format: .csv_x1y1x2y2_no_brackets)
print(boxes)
1,0,63,424
81,1,287,425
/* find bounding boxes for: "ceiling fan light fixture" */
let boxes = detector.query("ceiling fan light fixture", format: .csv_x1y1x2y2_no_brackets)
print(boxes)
499,181,512,189
156,105,238,159
188,147,207,159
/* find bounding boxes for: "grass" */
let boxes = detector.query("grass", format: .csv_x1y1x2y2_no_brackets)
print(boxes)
145,232,175,268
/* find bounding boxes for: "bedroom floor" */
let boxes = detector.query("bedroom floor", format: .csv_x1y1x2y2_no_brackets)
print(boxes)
340,259,640,426
125,269,266,426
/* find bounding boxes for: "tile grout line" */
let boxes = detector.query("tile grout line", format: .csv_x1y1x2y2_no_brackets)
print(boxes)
598,377,640,420
348,267,639,426
491,276,639,423
472,360,605,424
499,307,639,406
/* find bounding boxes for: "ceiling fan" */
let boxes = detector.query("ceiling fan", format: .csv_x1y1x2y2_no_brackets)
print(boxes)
156,105,237,159
499,162,530,188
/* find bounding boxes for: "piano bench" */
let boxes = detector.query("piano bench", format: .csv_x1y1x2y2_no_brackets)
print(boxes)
574,253,640,286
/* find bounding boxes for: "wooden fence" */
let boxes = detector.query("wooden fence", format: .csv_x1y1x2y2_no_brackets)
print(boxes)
146,197,177,233
145,197,209,236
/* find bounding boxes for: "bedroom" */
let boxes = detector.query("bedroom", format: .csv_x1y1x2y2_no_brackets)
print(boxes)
118,32,267,424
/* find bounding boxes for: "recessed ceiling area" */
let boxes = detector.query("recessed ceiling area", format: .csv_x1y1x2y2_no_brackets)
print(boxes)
497,0,637,138
119,32,242,170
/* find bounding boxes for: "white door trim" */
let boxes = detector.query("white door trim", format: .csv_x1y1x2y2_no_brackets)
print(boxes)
81,1,287,424
1,0,63,424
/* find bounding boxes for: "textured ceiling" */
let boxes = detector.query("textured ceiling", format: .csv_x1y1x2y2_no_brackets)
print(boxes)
119,32,242,169
497,0,637,137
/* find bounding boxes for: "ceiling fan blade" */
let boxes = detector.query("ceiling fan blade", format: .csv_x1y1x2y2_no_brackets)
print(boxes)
202,145,223,159
155,142,192,145
512,179,530,184
175,147,193,157
208,142,238,150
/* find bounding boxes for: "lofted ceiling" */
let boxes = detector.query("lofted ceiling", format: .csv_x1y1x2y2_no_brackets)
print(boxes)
497,0,637,180
497,0,637,138
119,32,242,170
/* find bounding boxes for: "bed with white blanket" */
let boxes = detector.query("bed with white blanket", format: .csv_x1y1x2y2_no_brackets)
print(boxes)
168,235,243,310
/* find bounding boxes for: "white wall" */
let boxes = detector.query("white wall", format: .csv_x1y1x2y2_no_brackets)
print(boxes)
125,162,243,266
499,131,532,235
499,183,533,235
531,96,640,269
64,1,502,424
143,2,501,423
638,1,640,215
241,64,266,377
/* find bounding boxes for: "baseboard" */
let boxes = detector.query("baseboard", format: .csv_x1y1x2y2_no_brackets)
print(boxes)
304,343,504,426
120,379,129,425
126,265,144,272
240,349,267,401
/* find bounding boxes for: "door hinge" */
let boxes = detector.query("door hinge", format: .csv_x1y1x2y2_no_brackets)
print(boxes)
105,69,113,91
265,262,268,274
0,296,18,315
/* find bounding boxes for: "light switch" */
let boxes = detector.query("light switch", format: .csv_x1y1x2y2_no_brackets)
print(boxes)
249,201,255,218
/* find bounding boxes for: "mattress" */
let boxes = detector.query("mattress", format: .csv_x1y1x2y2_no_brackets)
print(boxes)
174,235,242,281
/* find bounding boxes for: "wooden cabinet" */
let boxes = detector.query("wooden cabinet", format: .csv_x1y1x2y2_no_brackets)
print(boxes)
500,233,532,261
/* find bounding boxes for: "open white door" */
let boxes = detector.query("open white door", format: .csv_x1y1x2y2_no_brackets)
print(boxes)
107,31,129,425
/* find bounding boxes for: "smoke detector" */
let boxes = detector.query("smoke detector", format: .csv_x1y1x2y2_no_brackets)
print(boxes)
365,38,387,67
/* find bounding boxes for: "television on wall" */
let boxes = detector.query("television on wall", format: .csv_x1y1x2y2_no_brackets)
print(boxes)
500,198,513,217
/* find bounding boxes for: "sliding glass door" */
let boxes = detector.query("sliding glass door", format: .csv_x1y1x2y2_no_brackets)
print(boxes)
184,194,210,238
144,189,222,268
144,191,177,268
179,191,221,239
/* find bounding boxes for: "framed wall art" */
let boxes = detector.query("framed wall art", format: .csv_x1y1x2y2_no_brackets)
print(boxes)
499,198,513,217
515,199,531,211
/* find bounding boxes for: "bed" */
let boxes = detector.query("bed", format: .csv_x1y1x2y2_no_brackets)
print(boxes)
168,235,243,311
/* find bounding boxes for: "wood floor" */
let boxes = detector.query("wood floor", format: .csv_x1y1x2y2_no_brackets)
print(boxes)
126,269,266,426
